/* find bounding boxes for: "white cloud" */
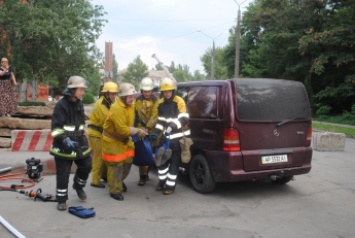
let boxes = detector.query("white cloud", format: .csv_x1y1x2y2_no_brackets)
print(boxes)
92,0,253,73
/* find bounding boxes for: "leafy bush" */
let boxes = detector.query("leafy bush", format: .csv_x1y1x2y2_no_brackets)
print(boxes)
351,104,355,115
82,93,95,104
316,105,332,116
18,101,46,106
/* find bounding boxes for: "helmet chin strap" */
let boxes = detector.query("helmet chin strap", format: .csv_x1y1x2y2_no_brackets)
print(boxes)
104,93,112,103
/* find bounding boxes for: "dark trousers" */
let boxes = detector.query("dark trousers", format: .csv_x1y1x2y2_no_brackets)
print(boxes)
55,156,92,202
157,139,181,190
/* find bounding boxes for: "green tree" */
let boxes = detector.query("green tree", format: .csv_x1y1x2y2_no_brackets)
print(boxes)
200,46,228,79
122,56,148,88
221,0,355,114
0,0,107,95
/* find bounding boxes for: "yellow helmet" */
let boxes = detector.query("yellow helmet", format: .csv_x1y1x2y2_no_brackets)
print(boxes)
160,77,176,91
119,83,137,97
101,82,119,93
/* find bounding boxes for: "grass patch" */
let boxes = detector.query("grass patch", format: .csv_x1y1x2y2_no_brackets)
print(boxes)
312,121,355,136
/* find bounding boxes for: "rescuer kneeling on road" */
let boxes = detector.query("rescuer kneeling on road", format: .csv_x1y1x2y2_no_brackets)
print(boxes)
50,76,92,211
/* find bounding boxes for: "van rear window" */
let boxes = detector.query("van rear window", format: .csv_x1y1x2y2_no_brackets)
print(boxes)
177,86,217,118
235,79,311,121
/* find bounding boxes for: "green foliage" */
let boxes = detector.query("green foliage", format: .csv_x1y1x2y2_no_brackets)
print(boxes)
122,56,148,89
0,0,107,95
200,47,228,79
216,0,355,116
18,101,46,106
82,93,95,104
315,104,332,116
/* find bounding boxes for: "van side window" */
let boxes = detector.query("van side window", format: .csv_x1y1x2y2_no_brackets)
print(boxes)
184,86,217,118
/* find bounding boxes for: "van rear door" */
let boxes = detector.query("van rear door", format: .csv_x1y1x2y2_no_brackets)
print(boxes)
234,78,312,172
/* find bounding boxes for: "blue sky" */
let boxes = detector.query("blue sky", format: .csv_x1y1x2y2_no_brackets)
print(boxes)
91,0,253,74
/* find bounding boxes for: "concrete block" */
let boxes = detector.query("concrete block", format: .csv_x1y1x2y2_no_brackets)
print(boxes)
312,132,346,151
0,137,11,148
11,130,53,151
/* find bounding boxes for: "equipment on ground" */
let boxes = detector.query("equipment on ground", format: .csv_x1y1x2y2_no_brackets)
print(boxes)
25,157,43,180
18,188,56,202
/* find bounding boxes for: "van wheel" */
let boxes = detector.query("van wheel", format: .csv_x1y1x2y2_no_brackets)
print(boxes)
189,154,216,193
272,176,293,185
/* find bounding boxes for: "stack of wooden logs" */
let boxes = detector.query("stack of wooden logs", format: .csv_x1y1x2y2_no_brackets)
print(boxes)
0,102,55,148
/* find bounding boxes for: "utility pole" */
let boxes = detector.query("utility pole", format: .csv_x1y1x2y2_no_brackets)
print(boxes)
104,41,113,83
197,30,222,79
233,0,247,78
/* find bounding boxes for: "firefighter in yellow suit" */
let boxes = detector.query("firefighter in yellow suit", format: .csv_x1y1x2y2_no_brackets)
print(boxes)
135,77,158,186
88,82,119,188
101,83,146,201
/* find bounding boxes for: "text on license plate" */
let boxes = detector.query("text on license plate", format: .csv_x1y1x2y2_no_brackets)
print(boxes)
261,154,288,164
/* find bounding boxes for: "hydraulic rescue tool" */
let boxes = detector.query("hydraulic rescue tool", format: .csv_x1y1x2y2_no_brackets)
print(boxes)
18,188,56,202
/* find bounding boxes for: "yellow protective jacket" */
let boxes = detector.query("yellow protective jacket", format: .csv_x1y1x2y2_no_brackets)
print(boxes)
88,96,111,138
101,98,135,163
134,94,158,131
153,95,190,140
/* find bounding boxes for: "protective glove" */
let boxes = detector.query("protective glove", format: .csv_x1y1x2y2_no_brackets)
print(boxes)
63,137,78,150
164,126,172,136
149,132,158,141
129,127,146,137
136,129,147,138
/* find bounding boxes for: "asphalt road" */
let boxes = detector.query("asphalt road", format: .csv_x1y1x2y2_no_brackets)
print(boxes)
1,138,355,238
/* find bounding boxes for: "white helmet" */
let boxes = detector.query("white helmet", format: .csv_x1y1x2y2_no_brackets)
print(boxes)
140,77,154,91
67,76,87,89
119,83,137,97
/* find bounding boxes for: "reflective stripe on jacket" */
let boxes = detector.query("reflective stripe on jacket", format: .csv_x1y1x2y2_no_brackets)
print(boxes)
153,95,190,140
101,98,135,163
50,94,91,159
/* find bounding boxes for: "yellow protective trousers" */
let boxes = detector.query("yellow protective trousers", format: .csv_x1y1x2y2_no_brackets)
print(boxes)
106,157,133,194
89,136,107,185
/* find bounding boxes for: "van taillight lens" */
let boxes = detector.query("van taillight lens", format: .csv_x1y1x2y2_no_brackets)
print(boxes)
223,128,240,151
306,126,312,147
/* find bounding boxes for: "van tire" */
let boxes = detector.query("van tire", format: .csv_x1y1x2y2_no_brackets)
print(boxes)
189,154,216,193
272,176,293,185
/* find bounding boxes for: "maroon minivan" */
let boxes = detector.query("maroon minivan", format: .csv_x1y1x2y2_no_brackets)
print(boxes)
177,78,313,193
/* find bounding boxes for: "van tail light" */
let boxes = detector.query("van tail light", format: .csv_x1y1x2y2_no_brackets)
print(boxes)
223,128,240,151
306,126,312,147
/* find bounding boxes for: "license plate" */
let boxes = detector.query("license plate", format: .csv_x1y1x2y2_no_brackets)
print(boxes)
261,154,288,164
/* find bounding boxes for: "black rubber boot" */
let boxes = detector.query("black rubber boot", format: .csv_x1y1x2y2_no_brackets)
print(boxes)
57,202,67,211
123,182,127,192
73,184,87,200
110,193,124,201
90,183,105,188
138,175,147,186
156,182,165,191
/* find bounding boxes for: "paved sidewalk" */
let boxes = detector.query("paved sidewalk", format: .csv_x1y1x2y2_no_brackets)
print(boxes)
0,149,56,175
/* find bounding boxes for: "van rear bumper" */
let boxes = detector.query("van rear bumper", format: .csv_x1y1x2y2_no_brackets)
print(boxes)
206,150,312,182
